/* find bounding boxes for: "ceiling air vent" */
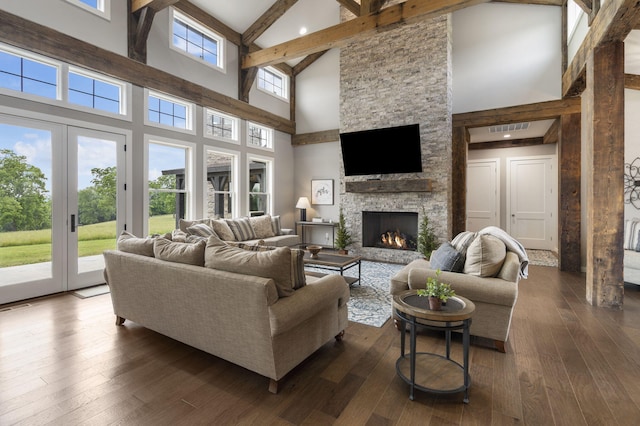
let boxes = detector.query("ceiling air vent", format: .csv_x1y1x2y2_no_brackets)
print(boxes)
489,122,530,133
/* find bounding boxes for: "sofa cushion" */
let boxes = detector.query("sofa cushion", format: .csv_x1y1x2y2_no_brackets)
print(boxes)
178,218,211,233
226,217,256,241
451,231,477,256
211,219,236,241
204,244,294,297
624,219,640,250
430,242,465,272
117,231,155,257
172,229,188,243
187,223,219,238
463,234,506,277
249,215,276,239
234,242,306,290
153,237,206,266
271,215,282,235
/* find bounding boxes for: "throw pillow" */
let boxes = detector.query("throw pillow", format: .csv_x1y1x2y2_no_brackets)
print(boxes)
204,244,294,297
178,218,211,233
271,215,282,236
211,219,236,241
172,229,188,243
187,223,218,238
451,231,477,256
116,231,155,257
249,215,276,239
636,230,640,252
233,243,306,290
463,234,507,277
226,217,257,241
153,237,206,266
429,242,465,272
624,219,640,250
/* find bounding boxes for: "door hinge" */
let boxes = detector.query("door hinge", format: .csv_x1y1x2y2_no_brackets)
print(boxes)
124,223,127,231
124,144,127,152
124,183,127,191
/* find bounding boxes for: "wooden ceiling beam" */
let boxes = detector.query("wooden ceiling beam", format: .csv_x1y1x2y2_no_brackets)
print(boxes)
336,0,361,17
563,0,640,96
625,73,640,90
243,0,299,46
491,0,563,5
543,118,560,144
243,0,490,69
292,50,328,76
468,137,544,150
132,0,177,13
453,98,581,129
129,6,157,62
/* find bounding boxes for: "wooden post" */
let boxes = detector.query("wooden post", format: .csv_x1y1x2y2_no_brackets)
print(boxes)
584,41,624,307
558,112,581,272
451,126,468,238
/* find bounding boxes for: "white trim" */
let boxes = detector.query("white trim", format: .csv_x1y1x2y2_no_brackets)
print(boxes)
64,0,111,21
144,88,195,135
257,66,289,102
170,8,226,73
0,42,62,101
67,65,131,120
246,121,274,152
203,145,239,219
203,108,239,144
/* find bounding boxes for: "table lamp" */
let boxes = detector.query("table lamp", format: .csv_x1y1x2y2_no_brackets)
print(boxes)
295,197,311,221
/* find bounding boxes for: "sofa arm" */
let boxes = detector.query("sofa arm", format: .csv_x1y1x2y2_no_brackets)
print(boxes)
268,274,349,336
280,228,295,235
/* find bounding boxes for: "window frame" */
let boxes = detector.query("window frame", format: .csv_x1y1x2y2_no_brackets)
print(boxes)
170,8,226,73
67,65,128,118
257,66,289,101
65,0,111,21
203,108,239,144
144,88,195,134
246,121,274,152
567,0,584,41
0,42,62,102
203,146,239,219
143,135,195,236
247,154,273,217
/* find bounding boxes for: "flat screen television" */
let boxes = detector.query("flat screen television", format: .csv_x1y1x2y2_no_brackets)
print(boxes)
339,124,423,176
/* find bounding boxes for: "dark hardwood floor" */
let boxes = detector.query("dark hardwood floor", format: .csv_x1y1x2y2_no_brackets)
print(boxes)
2,265,640,425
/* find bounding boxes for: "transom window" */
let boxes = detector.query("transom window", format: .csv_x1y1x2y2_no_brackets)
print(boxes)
65,0,110,20
146,90,194,132
68,67,124,115
0,46,59,100
257,67,288,100
204,109,238,143
247,122,274,151
171,9,224,71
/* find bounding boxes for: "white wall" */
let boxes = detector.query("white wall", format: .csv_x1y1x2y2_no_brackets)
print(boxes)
452,3,562,113
625,89,640,221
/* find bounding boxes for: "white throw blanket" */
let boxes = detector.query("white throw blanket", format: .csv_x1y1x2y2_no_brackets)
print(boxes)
478,226,529,279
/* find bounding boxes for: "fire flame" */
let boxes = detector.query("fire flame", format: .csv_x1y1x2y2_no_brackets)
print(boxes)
381,230,408,249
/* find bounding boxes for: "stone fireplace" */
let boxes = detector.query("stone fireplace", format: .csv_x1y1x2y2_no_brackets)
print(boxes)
362,211,418,251
339,4,452,264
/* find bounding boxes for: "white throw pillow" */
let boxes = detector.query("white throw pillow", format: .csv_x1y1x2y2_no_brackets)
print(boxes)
463,234,506,277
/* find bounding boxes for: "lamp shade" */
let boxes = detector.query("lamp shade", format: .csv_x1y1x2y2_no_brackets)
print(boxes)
296,197,311,209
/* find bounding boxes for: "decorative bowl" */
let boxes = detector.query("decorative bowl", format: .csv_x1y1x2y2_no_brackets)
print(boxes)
307,245,322,259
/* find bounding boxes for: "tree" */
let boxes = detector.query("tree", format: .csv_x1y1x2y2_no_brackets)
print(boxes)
77,166,117,225
148,174,177,216
417,207,439,259
0,149,50,231
334,208,354,252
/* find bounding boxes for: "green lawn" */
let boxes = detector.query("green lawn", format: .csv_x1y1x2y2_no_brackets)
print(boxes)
0,215,177,267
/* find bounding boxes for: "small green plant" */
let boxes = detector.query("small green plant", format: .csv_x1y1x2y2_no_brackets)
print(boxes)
334,207,354,251
417,207,438,259
417,270,456,302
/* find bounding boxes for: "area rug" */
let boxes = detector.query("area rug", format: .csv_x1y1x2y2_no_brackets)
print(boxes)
527,249,558,267
306,260,404,328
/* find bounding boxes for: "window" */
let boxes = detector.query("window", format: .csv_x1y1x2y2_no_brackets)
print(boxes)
248,155,273,217
257,67,288,100
146,139,193,235
0,45,59,100
247,122,274,151
68,67,124,115
171,9,224,71
65,0,111,20
205,148,238,219
204,109,238,143
146,89,194,133
567,0,584,39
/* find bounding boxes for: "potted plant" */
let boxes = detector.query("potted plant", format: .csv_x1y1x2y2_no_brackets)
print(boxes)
417,207,438,259
417,270,456,311
334,208,354,254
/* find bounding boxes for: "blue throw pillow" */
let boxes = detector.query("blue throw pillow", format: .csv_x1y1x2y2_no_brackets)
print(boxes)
430,242,465,272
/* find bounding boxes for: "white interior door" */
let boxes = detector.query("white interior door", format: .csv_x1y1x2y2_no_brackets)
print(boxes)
507,156,555,250
467,159,499,232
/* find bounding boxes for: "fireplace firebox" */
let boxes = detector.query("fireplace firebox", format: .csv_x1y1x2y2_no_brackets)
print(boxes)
362,211,418,250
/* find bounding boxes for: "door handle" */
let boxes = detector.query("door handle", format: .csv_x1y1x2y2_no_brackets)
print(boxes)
71,214,76,232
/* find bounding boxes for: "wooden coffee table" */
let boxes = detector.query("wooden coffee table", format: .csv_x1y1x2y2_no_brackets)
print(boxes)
303,251,361,287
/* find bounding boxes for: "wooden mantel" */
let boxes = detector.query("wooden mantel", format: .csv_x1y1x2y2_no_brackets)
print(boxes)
345,179,432,193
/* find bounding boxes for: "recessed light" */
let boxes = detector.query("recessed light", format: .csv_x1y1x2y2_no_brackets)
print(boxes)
299,27,307,35
504,134,511,138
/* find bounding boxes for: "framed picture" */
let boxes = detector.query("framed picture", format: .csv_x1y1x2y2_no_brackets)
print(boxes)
311,179,334,205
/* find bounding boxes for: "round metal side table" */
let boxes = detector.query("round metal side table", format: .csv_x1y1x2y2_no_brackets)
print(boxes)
393,290,475,403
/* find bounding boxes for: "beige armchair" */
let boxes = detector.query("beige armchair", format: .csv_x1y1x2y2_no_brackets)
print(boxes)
390,251,521,353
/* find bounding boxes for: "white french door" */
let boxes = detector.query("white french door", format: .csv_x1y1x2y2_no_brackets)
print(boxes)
0,115,126,304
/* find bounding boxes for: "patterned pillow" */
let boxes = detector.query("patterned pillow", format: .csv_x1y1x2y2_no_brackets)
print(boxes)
116,231,155,257
451,231,477,256
624,219,640,250
187,223,218,238
234,243,306,290
153,237,206,266
178,218,211,233
211,219,236,241
249,215,276,239
429,242,465,272
226,217,256,241
172,229,188,243
271,215,282,236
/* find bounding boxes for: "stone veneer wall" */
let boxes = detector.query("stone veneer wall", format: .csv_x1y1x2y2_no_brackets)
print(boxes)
339,6,453,264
